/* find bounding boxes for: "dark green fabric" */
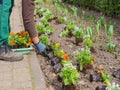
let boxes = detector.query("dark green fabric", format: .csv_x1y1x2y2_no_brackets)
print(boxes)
0,0,14,46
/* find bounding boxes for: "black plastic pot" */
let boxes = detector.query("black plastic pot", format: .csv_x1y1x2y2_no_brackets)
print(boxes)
53,63,62,73
89,71,102,82
51,57,61,66
47,52,54,60
112,69,120,79
57,75,62,82
95,85,106,90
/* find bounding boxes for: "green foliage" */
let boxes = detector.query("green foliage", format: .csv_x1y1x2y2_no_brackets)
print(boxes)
81,10,95,22
38,8,48,17
57,16,66,23
97,16,107,34
83,35,93,48
102,72,111,84
35,23,45,33
60,61,80,85
69,5,78,18
74,47,93,71
41,17,48,25
35,0,43,4
60,29,69,37
43,10,54,21
86,27,93,39
62,0,120,18
8,31,31,48
65,21,76,31
44,25,54,35
73,28,84,39
106,83,120,90
39,34,50,45
107,25,114,41
107,42,117,53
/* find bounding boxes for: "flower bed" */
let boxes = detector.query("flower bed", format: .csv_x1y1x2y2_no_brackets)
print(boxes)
35,1,120,90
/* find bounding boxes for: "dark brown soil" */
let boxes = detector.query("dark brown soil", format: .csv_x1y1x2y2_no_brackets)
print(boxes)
37,3,120,90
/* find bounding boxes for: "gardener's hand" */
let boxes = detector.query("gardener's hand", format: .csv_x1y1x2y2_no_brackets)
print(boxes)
35,42,46,53
34,42,52,57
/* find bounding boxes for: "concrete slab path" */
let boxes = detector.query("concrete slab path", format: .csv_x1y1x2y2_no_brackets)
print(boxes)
0,0,47,90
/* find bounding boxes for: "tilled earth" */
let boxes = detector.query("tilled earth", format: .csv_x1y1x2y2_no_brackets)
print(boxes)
37,4,120,90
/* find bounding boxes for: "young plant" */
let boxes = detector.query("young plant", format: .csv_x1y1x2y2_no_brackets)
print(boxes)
107,25,114,42
81,10,95,23
65,21,75,31
44,25,54,35
74,47,93,71
83,35,93,48
35,23,45,34
60,60,80,85
106,82,120,90
57,16,67,24
39,34,50,45
97,16,107,35
44,10,54,21
81,10,86,20
51,42,63,57
107,42,117,53
60,29,69,37
69,6,78,19
96,22,101,36
98,69,111,86
86,27,93,39
38,8,48,17
73,27,84,39
41,17,48,26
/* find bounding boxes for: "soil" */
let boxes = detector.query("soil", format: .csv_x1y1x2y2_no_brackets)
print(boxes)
37,2,120,90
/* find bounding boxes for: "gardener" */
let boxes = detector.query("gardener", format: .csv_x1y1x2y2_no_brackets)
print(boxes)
0,0,48,62
22,0,49,56
0,0,23,61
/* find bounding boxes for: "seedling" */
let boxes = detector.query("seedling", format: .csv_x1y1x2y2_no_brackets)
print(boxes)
106,82,120,90
39,34,50,45
69,6,78,19
73,27,84,39
86,27,93,39
57,16,67,24
35,23,45,34
83,35,93,48
60,29,69,37
107,42,117,52
44,25,54,35
97,16,107,36
41,17,48,26
74,47,93,71
98,69,111,86
107,25,114,42
60,60,80,85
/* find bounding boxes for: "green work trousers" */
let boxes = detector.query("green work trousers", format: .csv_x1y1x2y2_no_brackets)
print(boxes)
0,0,14,46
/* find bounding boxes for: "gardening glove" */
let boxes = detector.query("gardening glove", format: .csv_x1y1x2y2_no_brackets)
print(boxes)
34,42,46,53
34,42,53,58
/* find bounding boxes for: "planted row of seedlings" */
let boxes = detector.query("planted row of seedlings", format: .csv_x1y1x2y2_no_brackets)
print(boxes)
34,0,120,90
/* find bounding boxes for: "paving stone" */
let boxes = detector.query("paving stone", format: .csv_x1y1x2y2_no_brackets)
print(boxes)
0,72,12,81
13,61,29,68
13,81,33,89
13,71,31,82
0,81,12,87
0,65,12,72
